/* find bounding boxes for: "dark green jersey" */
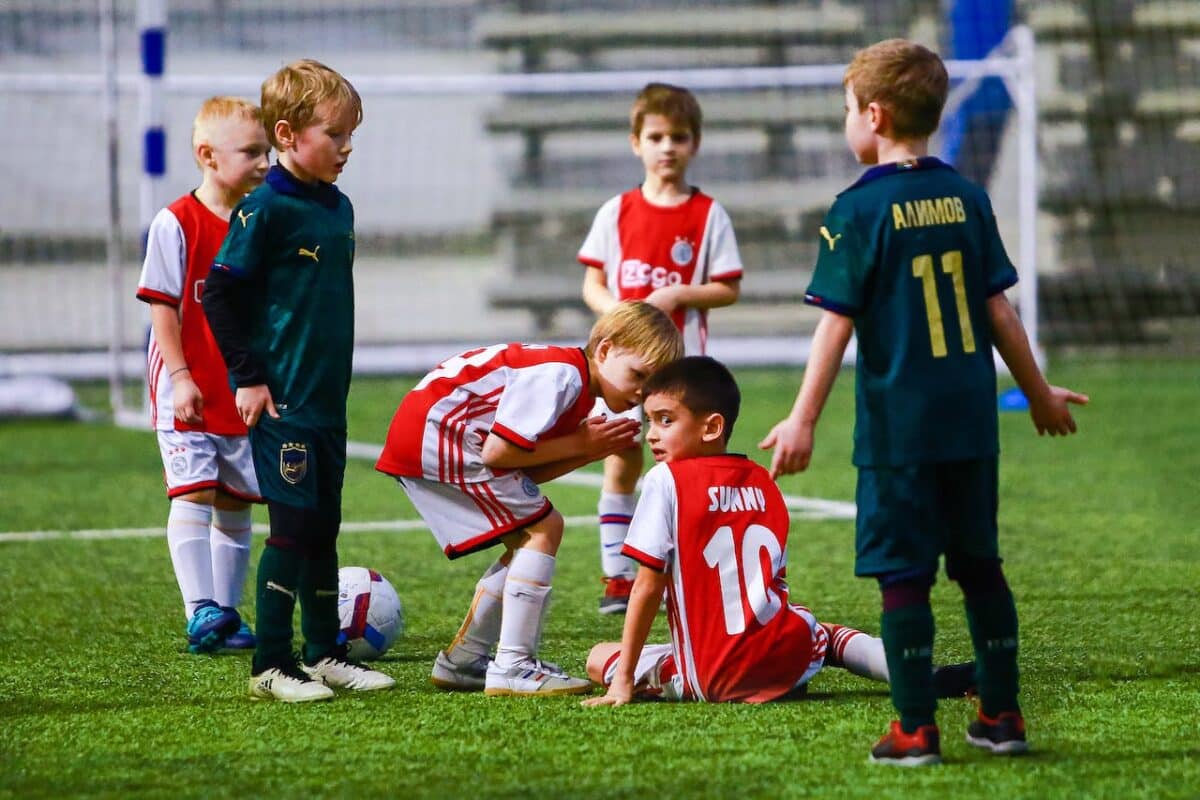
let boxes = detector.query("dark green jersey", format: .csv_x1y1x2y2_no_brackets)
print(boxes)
212,165,355,428
805,157,1018,467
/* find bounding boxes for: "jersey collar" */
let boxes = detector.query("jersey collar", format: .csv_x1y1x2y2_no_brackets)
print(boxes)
266,164,342,209
842,156,955,193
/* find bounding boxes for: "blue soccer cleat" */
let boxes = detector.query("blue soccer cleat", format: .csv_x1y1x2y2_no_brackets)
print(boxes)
186,601,240,654
220,607,256,650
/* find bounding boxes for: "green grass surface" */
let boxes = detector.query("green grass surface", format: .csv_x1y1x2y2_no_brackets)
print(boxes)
1,360,1197,798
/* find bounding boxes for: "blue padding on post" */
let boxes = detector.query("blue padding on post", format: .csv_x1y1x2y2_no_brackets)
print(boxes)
140,29,165,76
144,128,166,176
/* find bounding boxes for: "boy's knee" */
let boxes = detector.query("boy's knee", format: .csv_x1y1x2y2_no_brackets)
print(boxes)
876,568,936,611
213,490,251,511
526,509,564,552
603,448,643,493
586,642,620,684
175,489,216,505
947,555,1008,598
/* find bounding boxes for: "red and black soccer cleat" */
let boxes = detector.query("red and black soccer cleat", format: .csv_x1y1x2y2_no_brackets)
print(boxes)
869,720,943,766
598,575,634,614
966,710,1029,755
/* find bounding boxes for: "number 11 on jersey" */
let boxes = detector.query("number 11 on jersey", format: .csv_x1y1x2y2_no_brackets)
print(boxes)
702,523,784,635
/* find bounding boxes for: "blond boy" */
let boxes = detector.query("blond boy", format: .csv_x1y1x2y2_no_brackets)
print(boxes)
203,60,394,702
760,39,1087,764
578,83,744,614
136,97,269,654
377,301,684,695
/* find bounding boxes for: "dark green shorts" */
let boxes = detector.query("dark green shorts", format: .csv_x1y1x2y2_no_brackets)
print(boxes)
249,416,346,508
854,457,998,577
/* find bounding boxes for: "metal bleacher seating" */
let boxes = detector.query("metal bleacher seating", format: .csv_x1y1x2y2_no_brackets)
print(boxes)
478,2,894,332
1026,0,1200,342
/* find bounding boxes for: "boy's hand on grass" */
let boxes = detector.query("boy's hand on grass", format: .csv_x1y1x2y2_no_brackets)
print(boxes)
580,415,641,459
172,375,204,425
1029,385,1089,436
581,676,634,708
236,384,279,428
759,416,815,479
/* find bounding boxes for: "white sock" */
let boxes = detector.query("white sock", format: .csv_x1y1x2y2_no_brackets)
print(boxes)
210,507,253,610
494,549,556,669
829,624,890,683
167,499,215,619
598,491,636,579
445,559,508,665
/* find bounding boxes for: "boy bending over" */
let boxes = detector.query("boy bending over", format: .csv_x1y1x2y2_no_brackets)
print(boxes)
584,357,973,706
376,301,684,696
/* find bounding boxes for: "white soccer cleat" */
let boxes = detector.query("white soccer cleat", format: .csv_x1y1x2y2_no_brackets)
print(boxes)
301,654,396,692
430,650,489,691
484,658,594,697
248,665,336,703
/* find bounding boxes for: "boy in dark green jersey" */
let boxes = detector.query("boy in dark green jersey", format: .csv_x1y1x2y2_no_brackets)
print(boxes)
760,39,1088,764
203,59,394,702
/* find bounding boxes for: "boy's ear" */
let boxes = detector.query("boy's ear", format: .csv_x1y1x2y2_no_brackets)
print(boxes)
630,132,641,156
867,101,889,135
195,142,215,169
701,412,725,443
594,338,612,363
274,119,295,150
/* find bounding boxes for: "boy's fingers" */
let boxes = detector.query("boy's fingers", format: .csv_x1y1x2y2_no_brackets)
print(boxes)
266,397,281,419
758,430,777,450
1067,391,1090,405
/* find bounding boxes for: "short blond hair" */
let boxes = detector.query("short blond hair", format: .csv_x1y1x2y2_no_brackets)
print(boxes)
844,39,948,140
191,96,262,167
630,82,703,142
586,301,684,371
261,59,362,149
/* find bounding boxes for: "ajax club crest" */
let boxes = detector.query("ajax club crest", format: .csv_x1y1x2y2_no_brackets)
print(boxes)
670,236,694,267
280,442,308,485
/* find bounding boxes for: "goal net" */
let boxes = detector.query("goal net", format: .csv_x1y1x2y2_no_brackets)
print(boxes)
0,1,1054,425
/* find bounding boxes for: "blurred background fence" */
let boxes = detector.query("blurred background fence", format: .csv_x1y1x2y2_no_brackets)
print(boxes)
0,1,1196,384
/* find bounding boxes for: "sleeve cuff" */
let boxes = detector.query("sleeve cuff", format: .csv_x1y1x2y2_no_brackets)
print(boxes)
986,273,1019,297
621,543,666,573
490,422,536,451
578,256,605,269
709,270,743,282
135,288,180,306
803,293,858,316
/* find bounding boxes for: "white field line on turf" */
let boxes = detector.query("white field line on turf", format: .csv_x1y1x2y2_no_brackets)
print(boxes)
352,440,855,518
0,442,855,543
0,507,845,543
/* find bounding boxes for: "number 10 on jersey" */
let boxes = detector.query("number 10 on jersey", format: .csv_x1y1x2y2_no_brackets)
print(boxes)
702,523,785,635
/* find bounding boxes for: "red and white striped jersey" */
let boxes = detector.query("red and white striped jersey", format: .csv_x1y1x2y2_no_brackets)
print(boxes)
135,193,245,435
577,188,743,355
622,455,826,703
376,343,595,483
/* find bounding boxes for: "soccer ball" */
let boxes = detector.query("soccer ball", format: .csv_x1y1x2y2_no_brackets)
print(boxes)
336,566,405,660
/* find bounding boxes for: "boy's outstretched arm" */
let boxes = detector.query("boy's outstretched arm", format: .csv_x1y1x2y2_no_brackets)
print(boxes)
987,293,1088,435
481,415,640,472
759,310,854,478
582,566,669,708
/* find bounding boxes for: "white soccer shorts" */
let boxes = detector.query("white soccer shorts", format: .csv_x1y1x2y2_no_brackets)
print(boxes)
590,397,646,443
156,429,261,501
399,472,553,559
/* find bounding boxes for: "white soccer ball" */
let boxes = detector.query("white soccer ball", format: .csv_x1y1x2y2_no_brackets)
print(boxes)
336,566,405,660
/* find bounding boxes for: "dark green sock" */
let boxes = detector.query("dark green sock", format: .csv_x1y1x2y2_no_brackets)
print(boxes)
300,551,340,664
881,604,937,732
964,589,1020,717
253,544,302,673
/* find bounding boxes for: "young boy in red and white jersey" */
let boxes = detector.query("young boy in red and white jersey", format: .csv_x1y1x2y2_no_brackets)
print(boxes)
376,301,684,696
135,97,270,653
578,83,744,614
583,357,973,706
